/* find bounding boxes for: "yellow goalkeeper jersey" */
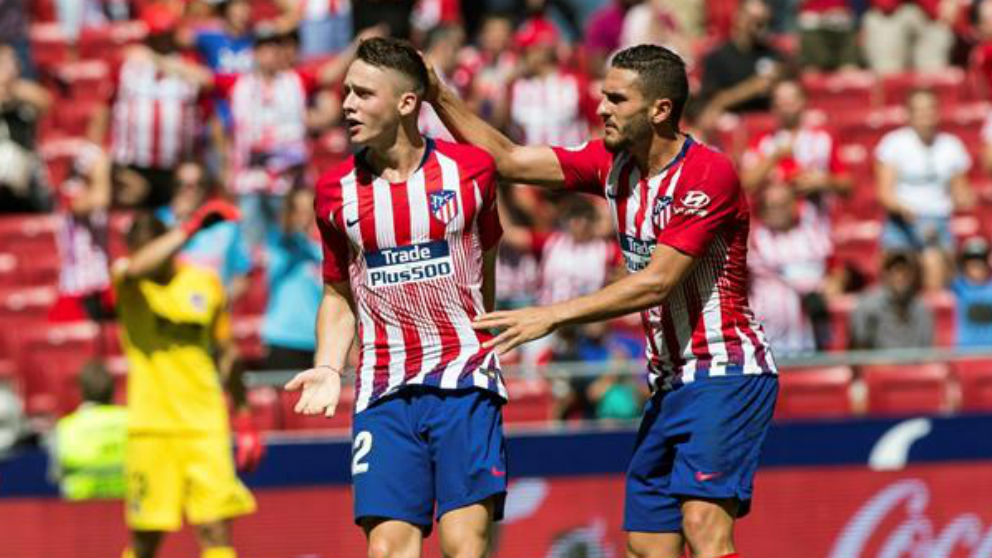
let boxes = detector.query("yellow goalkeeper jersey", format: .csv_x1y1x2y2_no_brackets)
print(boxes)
114,264,230,435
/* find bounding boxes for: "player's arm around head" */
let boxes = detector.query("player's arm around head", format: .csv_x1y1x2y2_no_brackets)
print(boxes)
424,58,566,188
474,244,696,355
284,281,356,417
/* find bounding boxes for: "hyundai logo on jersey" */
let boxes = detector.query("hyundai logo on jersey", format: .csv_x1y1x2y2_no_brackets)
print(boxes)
365,240,454,287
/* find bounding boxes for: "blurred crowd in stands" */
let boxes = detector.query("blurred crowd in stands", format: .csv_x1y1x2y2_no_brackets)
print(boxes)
2,0,992,430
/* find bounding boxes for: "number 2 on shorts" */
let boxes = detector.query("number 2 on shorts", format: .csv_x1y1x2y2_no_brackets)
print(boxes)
352,431,373,475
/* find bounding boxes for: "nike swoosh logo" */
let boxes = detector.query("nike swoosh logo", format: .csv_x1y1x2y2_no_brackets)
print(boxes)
490,466,506,478
695,471,722,482
345,217,360,228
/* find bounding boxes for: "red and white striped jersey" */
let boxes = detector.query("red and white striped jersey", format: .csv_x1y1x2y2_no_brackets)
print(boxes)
537,232,619,306
217,70,317,195
111,56,199,169
56,143,110,296
552,138,777,389
748,202,833,355
741,124,846,186
315,139,506,413
509,71,596,146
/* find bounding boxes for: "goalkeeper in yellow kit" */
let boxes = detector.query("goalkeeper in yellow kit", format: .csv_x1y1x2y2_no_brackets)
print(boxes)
112,203,262,558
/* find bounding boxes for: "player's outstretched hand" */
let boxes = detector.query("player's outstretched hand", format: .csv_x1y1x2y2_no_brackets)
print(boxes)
285,367,341,417
472,307,558,356
181,198,240,236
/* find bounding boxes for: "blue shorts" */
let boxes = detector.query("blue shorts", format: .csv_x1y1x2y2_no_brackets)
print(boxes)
624,374,778,533
352,387,508,535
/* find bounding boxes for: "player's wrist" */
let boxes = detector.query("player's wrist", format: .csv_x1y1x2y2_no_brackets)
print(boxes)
313,364,342,375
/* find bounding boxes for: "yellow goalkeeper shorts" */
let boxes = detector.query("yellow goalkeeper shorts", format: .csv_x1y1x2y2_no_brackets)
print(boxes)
125,433,256,531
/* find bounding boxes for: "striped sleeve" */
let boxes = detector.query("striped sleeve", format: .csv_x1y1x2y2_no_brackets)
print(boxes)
551,139,612,196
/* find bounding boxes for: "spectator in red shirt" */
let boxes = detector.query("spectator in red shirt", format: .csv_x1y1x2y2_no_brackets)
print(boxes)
863,0,958,74
740,78,852,210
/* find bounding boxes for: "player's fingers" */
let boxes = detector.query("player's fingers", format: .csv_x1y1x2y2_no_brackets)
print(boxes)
293,391,308,413
284,373,308,391
473,311,509,324
482,327,516,349
495,333,523,356
324,402,337,418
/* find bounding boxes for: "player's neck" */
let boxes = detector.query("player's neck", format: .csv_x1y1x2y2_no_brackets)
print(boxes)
635,131,687,177
364,125,427,183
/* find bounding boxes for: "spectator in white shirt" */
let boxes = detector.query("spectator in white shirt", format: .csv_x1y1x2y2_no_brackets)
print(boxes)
875,88,974,290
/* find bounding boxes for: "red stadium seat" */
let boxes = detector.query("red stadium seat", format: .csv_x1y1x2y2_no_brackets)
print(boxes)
232,269,268,317
802,71,877,113
0,286,57,322
77,22,147,63
28,23,70,70
825,295,855,351
502,378,554,424
862,363,951,416
246,386,282,432
951,358,992,412
232,314,265,365
923,291,956,348
775,366,854,420
55,60,113,103
0,214,59,256
16,322,103,415
880,69,967,107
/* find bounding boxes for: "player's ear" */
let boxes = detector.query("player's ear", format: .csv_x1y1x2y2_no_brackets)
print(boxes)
650,97,673,126
397,91,419,117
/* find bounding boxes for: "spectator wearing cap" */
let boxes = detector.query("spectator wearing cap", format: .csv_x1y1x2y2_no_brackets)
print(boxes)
748,183,835,354
211,25,381,249
850,251,934,350
0,42,52,213
797,0,858,71
507,18,598,146
700,0,785,116
741,78,851,210
90,2,213,209
951,237,992,347
875,88,974,291
863,0,958,75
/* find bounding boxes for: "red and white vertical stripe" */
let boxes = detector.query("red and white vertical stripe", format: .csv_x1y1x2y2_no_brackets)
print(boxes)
228,71,310,195
537,232,615,306
328,143,506,412
601,141,776,388
509,72,591,147
111,58,199,169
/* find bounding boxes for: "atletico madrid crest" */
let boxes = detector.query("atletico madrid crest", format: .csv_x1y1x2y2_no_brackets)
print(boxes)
430,190,459,225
